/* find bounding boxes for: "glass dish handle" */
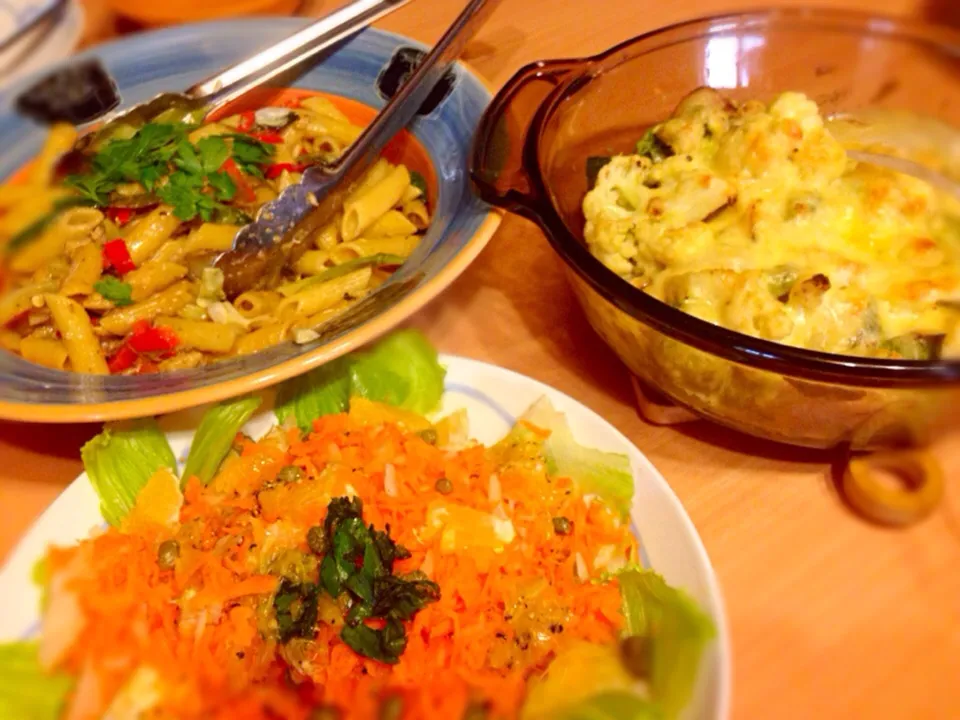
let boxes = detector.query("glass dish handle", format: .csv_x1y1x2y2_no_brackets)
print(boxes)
470,60,578,221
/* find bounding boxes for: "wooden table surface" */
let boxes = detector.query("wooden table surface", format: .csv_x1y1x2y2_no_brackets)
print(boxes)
4,0,960,717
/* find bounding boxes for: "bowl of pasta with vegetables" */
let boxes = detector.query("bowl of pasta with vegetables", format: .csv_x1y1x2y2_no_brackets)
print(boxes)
0,330,729,720
0,18,500,422
471,9,960,450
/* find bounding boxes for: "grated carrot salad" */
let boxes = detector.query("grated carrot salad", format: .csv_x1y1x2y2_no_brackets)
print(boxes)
41,405,638,720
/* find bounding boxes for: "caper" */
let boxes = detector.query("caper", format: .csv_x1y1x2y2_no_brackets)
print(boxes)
619,635,651,679
307,525,326,555
552,516,573,535
378,695,403,720
157,540,180,570
435,477,453,495
277,465,303,484
418,427,438,445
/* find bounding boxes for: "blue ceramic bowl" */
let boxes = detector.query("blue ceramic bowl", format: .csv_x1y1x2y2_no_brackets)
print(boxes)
0,19,500,422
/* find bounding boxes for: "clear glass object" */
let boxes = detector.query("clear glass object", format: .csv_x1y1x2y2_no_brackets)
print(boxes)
471,9,960,449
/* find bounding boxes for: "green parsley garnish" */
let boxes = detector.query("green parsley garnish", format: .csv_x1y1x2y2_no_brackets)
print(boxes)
65,123,274,221
93,276,133,306
409,170,427,196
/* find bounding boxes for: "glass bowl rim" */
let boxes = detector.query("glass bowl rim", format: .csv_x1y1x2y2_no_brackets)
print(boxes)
523,7,960,388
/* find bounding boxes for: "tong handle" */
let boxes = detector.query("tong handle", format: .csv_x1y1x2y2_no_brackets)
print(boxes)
307,0,498,191
186,0,411,109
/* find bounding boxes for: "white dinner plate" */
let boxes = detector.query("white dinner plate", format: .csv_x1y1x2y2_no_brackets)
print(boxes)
0,355,731,720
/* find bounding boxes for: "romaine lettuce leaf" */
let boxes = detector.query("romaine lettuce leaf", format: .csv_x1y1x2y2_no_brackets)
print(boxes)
518,397,634,516
0,642,73,720
182,394,261,486
274,330,446,432
275,357,350,432
348,330,445,414
618,569,715,718
81,419,177,526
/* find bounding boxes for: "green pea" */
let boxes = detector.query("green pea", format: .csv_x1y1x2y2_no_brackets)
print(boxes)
435,477,453,495
619,635,651,679
307,526,326,555
157,540,180,570
277,465,303,484
418,427,438,445
552,516,573,535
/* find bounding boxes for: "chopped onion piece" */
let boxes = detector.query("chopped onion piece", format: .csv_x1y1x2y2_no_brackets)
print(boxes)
254,107,294,128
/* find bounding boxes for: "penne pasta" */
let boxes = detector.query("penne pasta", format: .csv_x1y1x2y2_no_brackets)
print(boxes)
155,316,238,354
0,282,56,326
19,335,69,370
30,123,78,186
233,291,282,319
402,199,430,230
181,224,240,256
331,236,420,264
126,262,189,302
10,207,103,274
299,96,351,123
294,250,332,276
313,218,341,251
299,116,362,147
60,242,104,297
363,210,418,238
44,294,108,374
125,207,180,265
99,280,195,335
234,322,290,356
277,268,372,319
341,165,411,241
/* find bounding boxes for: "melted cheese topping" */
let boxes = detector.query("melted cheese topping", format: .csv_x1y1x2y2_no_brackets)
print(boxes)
583,89,960,359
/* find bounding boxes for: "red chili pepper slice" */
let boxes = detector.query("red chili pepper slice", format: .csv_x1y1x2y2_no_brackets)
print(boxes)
105,207,135,226
264,163,307,180
220,157,256,204
101,239,136,275
107,345,138,374
237,111,256,133
250,130,283,144
127,322,180,354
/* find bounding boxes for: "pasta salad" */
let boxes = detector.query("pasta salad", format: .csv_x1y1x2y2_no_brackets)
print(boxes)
0,92,432,374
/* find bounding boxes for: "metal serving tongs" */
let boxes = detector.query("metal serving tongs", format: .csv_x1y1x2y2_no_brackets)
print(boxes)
214,0,498,298
67,0,412,154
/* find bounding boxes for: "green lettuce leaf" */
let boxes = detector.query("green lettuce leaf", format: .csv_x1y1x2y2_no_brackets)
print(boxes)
275,357,351,433
81,419,177,526
0,642,73,720
558,692,662,720
348,330,446,414
182,394,261,486
273,330,446,432
618,569,715,718
519,397,634,516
